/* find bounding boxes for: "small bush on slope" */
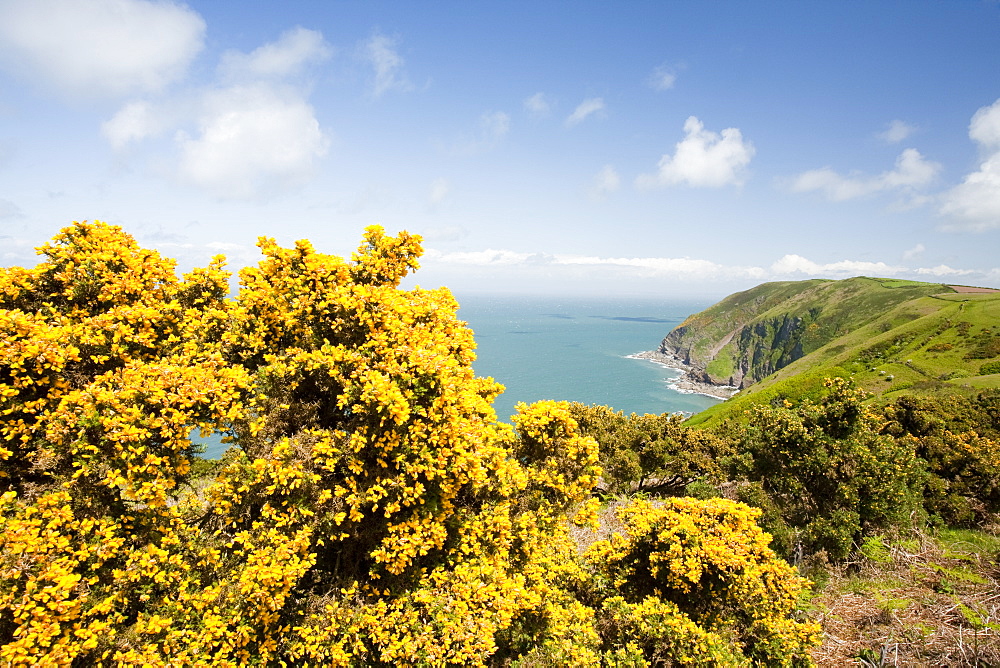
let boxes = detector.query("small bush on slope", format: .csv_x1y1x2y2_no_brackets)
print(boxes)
584,498,819,666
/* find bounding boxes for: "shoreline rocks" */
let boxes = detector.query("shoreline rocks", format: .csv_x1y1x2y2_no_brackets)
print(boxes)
630,350,740,400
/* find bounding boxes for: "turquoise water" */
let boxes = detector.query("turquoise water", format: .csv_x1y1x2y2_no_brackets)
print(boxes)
455,295,721,422
198,295,720,458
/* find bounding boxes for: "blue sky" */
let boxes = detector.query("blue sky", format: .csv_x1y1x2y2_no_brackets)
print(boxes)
1,0,999,298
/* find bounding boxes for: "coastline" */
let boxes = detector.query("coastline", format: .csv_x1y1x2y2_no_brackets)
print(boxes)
628,350,740,401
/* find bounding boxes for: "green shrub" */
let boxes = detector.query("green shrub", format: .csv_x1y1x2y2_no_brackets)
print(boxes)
569,404,732,496
859,535,892,564
683,480,721,500
732,378,924,561
884,392,1000,525
980,360,1000,375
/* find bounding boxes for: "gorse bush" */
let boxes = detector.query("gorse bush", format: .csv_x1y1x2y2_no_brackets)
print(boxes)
882,392,1000,526
729,378,926,561
585,498,820,666
0,222,819,666
574,380,1000,568
569,404,731,496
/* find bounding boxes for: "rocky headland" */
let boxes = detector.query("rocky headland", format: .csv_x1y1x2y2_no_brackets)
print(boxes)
630,350,739,400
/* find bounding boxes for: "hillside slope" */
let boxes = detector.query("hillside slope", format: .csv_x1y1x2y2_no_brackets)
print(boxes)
659,277,947,389
657,277,1000,426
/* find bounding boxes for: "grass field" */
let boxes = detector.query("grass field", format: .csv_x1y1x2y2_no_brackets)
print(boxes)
684,282,1000,427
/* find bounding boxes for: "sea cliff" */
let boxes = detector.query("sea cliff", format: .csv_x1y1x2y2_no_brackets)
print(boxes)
652,277,950,394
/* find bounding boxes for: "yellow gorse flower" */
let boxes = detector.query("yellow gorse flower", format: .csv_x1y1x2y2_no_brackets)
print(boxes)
0,221,818,666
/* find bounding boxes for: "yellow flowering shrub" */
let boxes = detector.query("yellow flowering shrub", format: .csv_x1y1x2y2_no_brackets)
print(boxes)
0,221,606,666
586,498,821,666
0,221,819,666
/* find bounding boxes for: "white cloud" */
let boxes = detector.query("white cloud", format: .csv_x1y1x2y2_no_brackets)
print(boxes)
882,149,940,188
98,27,332,198
219,27,331,80
790,169,866,200
902,243,925,260
590,165,620,199
769,254,903,277
424,249,536,266
913,264,975,277
426,248,762,281
939,155,1000,229
523,92,551,117
558,254,760,279
428,178,450,206
361,31,411,97
969,98,1000,149
205,241,245,252
0,0,205,100
939,98,1000,231
565,98,605,127
175,84,329,199
101,100,164,150
879,120,916,144
647,64,677,91
481,111,510,141
423,246,996,286
790,148,940,201
636,116,754,188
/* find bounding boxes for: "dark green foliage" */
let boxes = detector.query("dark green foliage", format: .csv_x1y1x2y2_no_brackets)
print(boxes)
964,331,1000,360
980,360,1000,375
882,391,1000,526
884,391,1000,440
569,403,731,496
730,378,925,560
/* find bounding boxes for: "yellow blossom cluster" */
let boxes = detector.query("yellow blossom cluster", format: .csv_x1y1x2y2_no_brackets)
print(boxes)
586,498,821,665
0,221,820,666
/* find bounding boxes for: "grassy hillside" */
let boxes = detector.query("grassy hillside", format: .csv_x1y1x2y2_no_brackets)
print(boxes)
661,277,947,389
679,279,1000,427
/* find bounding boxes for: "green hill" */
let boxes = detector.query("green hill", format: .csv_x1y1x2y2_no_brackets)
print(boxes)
665,277,1000,426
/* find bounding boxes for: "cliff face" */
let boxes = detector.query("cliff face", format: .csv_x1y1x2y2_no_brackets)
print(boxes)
659,277,947,389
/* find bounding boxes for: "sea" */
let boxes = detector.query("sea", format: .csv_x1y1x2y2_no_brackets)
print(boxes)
455,294,721,422
197,295,720,458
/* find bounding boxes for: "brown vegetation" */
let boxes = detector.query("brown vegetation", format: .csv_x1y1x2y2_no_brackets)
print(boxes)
808,532,999,666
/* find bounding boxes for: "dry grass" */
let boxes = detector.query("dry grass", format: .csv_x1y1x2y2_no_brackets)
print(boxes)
807,531,1000,666
568,495,634,554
